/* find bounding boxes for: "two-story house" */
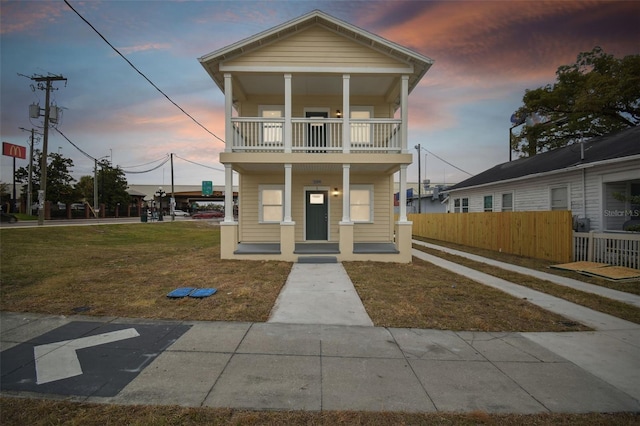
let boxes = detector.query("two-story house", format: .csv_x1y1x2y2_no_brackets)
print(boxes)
199,10,433,262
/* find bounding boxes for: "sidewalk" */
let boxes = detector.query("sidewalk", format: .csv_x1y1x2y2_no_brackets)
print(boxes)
1,248,639,414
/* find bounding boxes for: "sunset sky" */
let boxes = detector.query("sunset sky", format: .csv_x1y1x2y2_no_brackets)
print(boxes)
1,0,638,189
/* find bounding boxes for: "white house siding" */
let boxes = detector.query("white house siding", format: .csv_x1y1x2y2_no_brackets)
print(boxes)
224,25,408,70
447,159,640,232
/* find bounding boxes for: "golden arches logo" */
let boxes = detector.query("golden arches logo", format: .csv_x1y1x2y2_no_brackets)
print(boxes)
2,142,26,159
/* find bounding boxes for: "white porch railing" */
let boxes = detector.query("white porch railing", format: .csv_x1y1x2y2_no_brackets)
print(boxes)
231,117,402,153
573,231,640,269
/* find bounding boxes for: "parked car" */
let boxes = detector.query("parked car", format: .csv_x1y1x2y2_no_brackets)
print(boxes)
191,210,224,219
172,209,190,216
0,212,18,223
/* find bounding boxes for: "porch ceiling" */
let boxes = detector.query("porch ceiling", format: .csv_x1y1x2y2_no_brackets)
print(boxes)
233,162,401,175
235,73,397,98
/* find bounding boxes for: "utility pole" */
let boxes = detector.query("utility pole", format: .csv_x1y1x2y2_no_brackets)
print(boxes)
19,127,40,215
30,74,66,225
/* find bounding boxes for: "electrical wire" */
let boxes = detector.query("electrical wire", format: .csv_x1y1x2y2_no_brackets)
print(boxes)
121,156,171,174
420,146,473,176
173,154,225,172
63,0,225,144
119,156,172,169
55,128,95,161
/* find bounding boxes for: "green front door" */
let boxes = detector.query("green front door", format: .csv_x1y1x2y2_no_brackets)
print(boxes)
306,190,328,240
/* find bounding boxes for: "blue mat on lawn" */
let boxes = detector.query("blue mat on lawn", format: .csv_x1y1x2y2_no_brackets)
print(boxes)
167,287,196,298
189,288,217,298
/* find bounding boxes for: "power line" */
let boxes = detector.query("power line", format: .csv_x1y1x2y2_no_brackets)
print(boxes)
63,0,225,144
174,154,224,172
55,128,95,161
420,146,473,176
121,156,170,174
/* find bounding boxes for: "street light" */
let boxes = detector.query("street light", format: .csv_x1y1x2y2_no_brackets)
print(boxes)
94,155,109,218
155,187,166,221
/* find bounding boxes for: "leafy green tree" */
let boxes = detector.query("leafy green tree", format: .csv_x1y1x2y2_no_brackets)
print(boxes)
75,175,94,203
96,160,130,213
512,47,640,157
15,150,78,205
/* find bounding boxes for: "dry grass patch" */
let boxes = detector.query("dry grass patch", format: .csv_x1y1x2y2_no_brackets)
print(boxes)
414,237,640,296
2,397,638,426
0,222,290,322
412,240,640,325
344,258,590,332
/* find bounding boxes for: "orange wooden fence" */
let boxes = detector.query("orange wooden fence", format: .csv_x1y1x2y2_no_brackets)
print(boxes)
408,211,573,263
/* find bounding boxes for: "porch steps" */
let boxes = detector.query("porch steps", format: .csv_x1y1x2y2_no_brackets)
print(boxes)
297,256,338,264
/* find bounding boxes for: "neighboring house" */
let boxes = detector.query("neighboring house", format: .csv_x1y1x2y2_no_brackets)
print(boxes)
199,10,434,262
446,126,640,233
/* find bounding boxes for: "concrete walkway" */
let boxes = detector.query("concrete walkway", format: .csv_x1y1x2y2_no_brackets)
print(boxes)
268,263,373,326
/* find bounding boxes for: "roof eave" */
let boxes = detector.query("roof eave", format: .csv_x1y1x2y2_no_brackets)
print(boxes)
448,154,640,193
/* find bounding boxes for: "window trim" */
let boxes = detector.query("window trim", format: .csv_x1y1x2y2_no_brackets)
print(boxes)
501,192,514,212
461,197,469,213
258,184,284,223
350,184,374,223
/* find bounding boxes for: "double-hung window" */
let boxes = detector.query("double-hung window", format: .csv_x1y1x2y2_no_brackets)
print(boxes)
550,186,568,210
350,107,373,146
350,185,373,222
259,185,283,223
259,106,284,146
501,193,513,212
483,195,493,212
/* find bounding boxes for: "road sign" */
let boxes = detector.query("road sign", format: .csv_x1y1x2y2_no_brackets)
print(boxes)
2,142,26,159
202,180,213,196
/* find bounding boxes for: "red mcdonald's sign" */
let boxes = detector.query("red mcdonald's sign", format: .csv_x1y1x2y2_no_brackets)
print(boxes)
2,142,27,159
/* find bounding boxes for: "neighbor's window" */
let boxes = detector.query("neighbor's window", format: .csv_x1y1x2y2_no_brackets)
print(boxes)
550,186,568,210
483,195,493,212
350,185,373,222
454,198,461,213
260,186,283,222
502,192,513,212
462,198,469,213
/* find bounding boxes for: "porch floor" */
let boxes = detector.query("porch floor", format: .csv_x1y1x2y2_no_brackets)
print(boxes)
234,242,398,255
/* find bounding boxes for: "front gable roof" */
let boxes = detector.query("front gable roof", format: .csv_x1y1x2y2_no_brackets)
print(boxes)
450,126,640,191
199,10,433,97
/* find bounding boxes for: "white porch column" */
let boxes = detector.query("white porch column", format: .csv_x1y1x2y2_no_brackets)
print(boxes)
400,75,409,154
399,164,408,222
224,73,233,153
284,73,292,153
284,163,293,223
224,163,235,223
341,164,351,223
342,74,350,153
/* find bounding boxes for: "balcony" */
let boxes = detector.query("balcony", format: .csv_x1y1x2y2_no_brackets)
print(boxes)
230,117,402,154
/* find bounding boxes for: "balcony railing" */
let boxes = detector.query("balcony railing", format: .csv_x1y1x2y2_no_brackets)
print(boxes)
231,117,402,153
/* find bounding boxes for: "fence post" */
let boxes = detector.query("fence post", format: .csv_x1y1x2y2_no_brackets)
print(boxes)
587,231,595,262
